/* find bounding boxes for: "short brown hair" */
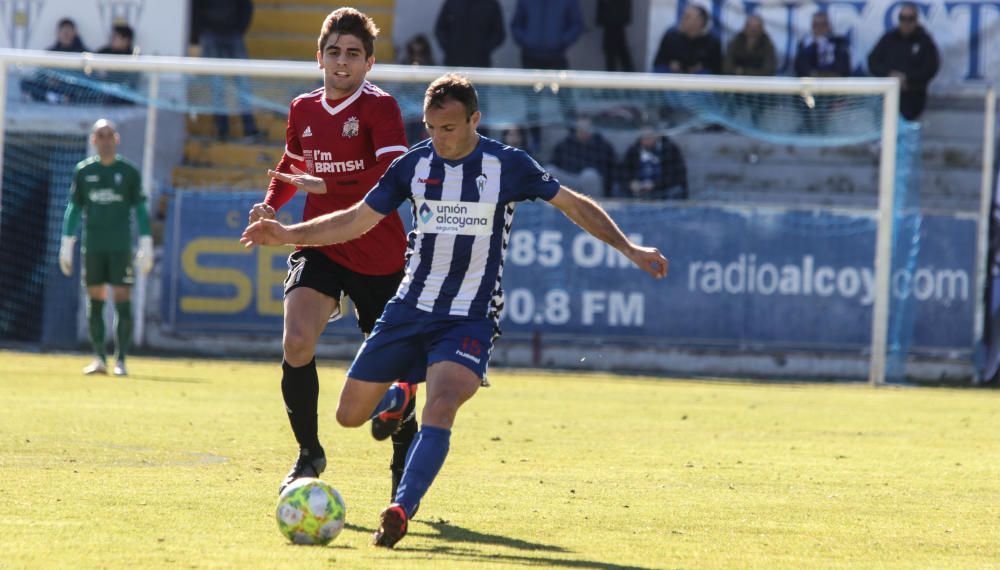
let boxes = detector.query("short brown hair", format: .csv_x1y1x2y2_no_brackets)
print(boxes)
318,7,379,58
424,74,479,120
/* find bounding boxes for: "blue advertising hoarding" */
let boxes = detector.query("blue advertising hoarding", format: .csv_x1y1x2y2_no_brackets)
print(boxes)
162,191,976,353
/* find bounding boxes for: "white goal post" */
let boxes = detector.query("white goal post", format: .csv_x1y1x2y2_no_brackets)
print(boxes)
0,48,911,384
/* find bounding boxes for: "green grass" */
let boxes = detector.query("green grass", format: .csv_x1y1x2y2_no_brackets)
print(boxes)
0,350,998,569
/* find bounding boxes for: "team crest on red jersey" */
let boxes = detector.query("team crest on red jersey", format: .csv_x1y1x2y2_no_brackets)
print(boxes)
342,116,360,138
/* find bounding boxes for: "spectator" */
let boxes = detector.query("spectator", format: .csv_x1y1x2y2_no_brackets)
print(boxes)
622,127,688,200
501,125,538,156
435,0,505,68
510,0,583,70
597,0,634,71
398,35,435,144
399,34,435,66
98,24,136,56
794,12,851,133
96,24,139,104
794,12,850,78
653,5,722,74
192,0,259,140
867,3,940,121
548,116,616,197
49,18,87,52
724,14,776,76
22,19,88,103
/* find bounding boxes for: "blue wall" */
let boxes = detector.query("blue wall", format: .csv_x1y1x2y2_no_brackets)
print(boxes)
162,192,976,354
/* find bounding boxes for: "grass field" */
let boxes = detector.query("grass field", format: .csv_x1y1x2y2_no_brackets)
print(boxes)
0,350,998,569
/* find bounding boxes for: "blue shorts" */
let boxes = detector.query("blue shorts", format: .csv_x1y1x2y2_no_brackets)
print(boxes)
347,300,495,384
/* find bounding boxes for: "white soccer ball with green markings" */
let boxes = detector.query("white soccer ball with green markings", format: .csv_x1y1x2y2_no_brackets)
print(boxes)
275,478,346,545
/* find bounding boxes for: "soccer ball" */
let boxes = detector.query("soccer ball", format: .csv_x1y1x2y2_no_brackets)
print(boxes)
275,478,347,545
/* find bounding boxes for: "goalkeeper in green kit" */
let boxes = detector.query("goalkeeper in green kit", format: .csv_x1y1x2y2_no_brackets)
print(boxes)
59,119,153,376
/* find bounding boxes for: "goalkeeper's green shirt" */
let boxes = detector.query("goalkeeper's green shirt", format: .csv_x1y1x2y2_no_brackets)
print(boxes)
67,155,147,253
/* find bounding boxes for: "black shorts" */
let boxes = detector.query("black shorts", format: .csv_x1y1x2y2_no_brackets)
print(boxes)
284,248,403,335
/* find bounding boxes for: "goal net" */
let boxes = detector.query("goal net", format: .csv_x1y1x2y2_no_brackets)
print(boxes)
0,49,982,384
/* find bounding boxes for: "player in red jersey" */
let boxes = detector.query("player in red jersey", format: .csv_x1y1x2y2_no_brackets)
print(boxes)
248,7,418,496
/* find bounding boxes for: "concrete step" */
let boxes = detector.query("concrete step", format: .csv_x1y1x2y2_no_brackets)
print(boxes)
685,158,983,209
667,132,981,171
173,165,265,190
185,113,286,142
256,0,395,8
250,7,394,36
690,185,980,213
246,33,395,62
184,139,284,169
919,109,990,142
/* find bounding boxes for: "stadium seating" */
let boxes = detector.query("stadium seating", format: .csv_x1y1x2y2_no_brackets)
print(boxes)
174,1,396,192
247,1,395,62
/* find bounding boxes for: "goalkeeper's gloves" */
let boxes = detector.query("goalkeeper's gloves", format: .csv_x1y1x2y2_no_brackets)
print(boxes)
58,236,75,277
136,235,154,275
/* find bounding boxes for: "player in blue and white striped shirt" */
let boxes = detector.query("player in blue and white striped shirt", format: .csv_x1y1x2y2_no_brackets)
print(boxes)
243,74,668,548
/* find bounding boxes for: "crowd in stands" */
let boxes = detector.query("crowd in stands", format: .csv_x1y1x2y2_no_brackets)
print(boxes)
21,18,139,105
409,0,941,200
24,0,942,201
424,0,939,121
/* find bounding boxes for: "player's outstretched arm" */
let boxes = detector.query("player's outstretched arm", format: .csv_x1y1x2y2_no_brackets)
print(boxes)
548,186,669,279
241,200,386,248
268,164,327,195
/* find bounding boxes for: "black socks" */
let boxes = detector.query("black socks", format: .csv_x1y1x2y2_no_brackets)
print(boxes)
281,358,321,455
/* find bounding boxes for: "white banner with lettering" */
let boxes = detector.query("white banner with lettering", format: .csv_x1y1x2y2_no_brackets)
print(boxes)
648,0,999,89
0,0,187,56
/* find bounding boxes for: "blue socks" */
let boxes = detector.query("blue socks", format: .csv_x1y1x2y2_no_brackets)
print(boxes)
394,425,451,518
369,383,406,420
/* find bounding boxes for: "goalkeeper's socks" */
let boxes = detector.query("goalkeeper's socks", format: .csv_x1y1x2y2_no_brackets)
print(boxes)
281,358,321,453
369,383,406,420
114,301,132,361
87,298,106,360
394,425,450,518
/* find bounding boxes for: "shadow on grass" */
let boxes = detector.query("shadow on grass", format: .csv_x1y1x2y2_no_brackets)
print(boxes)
423,519,568,552
347,520,655,570
128,374,209,384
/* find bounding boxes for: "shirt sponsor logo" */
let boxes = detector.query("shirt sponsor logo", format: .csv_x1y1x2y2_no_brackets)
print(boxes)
304,149,365,173
342,116,359,138
302,126,313,137
85,175,99,182
414,198,494,236
89,188,123,204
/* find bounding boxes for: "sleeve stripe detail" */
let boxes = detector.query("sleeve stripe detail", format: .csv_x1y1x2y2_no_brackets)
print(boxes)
375,145,408,157
284,146,304,161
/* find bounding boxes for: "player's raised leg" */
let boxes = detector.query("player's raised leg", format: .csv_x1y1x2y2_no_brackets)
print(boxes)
278,285,339,494
370,382,418,440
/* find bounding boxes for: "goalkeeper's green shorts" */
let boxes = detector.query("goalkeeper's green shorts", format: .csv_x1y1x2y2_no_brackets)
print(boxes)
83,251,134,287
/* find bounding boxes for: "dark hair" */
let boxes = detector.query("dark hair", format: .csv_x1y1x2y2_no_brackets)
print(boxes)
407,34,432,56
692,5,709,26
318,7,378,58
898,2,919,17
424,74,479,120
112,24,134,42
57,18,76,29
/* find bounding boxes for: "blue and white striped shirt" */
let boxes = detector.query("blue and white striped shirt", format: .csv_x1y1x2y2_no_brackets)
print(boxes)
364,136,560,323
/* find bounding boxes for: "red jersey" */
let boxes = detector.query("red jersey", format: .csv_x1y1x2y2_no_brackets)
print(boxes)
265,81,409,276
